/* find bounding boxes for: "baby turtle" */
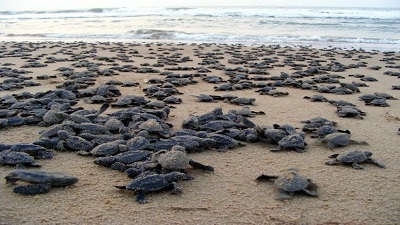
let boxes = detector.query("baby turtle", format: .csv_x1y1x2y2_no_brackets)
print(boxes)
192,94,216,102
320,133,368,149
228,106,265,117
303,95,328,102
229,97,256,106
0,150,41,167
365,98,389,107
325,150,386,169
271,133,307,153
262,90,289,97
5,170,78,195
153,147,214,172
336,106,365,119
115,172,191,203
256,168,318,200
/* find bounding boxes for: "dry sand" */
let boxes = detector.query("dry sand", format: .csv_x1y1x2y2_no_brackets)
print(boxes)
0,41,399,225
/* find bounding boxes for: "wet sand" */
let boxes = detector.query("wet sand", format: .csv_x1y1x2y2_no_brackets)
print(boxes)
0,41,399,225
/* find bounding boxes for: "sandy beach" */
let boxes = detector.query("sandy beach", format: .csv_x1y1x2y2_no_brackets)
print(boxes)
0,41,399,225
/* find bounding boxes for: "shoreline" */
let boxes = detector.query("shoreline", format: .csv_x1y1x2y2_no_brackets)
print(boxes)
0,41,399,225
1,39,399,53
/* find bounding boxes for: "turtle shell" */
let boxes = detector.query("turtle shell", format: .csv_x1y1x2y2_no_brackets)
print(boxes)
315,125,337,136
274,169,310,193
1,151,35,166
278,134,306,149
336,150,369,163
322,133,351,147
139,119,164,132
126,174,170,192
6,170,78,187
157,150,189,170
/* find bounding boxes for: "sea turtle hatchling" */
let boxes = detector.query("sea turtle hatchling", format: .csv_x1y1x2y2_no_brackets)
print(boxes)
192,94,215,102
320,133,368,149
270,133,307,153
228,97,256,106
0,150,41,167
303,95,328,102
325,150,386,169
5,170,78,195
153,146,214,172
115,172,191,203
365,98,389,107
256,168,318,200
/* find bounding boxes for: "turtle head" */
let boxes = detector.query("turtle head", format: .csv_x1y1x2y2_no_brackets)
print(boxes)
364,151,373,157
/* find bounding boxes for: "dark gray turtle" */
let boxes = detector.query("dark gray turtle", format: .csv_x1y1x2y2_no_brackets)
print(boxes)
126,136,150,151
303,95,328,102
310,125,350,138
255,86,276,94
88,95,109,104
214,83,234,91
373,92,398,100
0,150,41,167
320,133,368,149
42,106,69,125
9,143,53,159
329,87,353,95
301,117,337,126
229,97,256,106
262,90,289,97
339,83,360,92
365,98,389,107
257,126,288,144
192,94,215,102
145,100,166,109
90,141,126,157
271,134,307,153
206,133,244,151
153,146,214,172
360,77,378,82
93,150,151,168
228,106,265,117
115,172,190,203
104,118,125,133
359,94,379,103
5,170,78,195
138,119,164,132
162,96,182,104
256,168,318,200
328,100,356,107
57,130,94,152
325,150,386,169
336,106,365,119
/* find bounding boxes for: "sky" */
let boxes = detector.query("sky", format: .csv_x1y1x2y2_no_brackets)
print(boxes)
1,0,399,11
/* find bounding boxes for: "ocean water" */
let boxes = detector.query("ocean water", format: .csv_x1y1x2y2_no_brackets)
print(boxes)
1,6,399,51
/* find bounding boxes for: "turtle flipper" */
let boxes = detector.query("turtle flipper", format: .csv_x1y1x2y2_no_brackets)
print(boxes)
13,183,52,195
303,180,318,197
367,158,386,169
325,159,340,165
135,190,148,204
349,140,369,146
189,159,214,172
256,174,278,181
170,182,182,195
328,154,340,159
270,145,282,151
275,189,293,200
351,162,364,170
294,147,306,153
